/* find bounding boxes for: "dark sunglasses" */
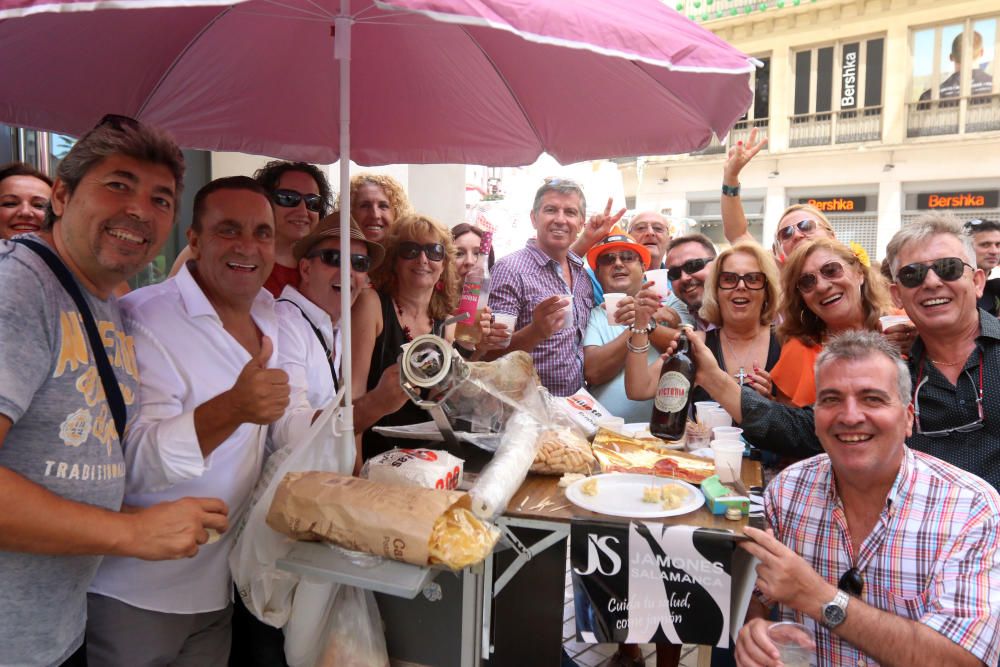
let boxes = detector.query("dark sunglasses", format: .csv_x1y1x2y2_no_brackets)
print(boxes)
307,248,372,273
777,218,818,241
838,567,864,596
895,257,971,289
718,271,766,290
398,241,446,262
272,189,324,213
796,260,846,294
596,250,641,267
667,257,713,281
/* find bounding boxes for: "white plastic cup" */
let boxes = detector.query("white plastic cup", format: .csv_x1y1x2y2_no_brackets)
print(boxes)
560,295,575,330
766,622,814,667
603,292,627,325
711,440,745,483
704,407,734,430
644,269,671,300
879,314,913,331
493,313,517,348
694,400,720,424
712,426,744,442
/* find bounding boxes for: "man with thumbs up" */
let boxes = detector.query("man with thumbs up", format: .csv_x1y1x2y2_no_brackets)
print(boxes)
87,176,325,666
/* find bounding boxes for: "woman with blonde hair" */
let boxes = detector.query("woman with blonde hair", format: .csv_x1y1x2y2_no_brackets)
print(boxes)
350,172,412,243
352,213,486,459
625,242,782,403
770,237,894,406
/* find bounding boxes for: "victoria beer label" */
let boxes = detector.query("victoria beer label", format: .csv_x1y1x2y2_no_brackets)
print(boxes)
650,331,694,441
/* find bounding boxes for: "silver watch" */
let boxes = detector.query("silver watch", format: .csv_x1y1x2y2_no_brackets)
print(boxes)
821,590,849,628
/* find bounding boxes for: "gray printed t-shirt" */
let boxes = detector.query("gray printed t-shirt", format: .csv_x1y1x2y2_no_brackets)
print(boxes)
0,236,138,667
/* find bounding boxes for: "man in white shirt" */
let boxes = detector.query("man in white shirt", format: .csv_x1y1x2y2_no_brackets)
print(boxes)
86,176,326,666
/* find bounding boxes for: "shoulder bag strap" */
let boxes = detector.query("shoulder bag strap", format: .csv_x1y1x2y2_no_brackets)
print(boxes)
13,238,128,444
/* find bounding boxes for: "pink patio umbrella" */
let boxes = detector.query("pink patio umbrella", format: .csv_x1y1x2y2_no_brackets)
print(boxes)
0,0,757,438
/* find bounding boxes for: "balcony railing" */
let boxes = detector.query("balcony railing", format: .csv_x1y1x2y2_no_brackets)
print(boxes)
907,94,1000,138
788,107,882,147
671,0,825,22
691,118,769,156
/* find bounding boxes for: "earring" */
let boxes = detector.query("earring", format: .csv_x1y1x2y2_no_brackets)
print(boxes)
434,280,445,292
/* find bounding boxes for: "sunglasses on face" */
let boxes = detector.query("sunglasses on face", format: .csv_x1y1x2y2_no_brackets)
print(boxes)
596,250,641,267
667,257,713,281
272,189,324,213
777,218,818,241
796,260,846,294
718,271,767,290
307,248,372,273
895,257,971,289
398,241,446,262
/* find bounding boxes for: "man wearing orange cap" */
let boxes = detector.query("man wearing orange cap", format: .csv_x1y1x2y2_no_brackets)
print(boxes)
583,229,674,422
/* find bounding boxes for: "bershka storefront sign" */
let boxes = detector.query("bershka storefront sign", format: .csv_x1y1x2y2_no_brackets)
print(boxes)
917,190,1000,210
797,196,867,212
571,520,746,648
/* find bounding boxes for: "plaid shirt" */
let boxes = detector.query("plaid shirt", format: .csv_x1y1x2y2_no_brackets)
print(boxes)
488,240,593,396
757,447,1000,667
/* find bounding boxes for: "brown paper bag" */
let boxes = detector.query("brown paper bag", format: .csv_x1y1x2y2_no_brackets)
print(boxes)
266,471,468,567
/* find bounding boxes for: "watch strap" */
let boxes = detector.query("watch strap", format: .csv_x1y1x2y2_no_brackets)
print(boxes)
721,182,741,197
822,590,850,628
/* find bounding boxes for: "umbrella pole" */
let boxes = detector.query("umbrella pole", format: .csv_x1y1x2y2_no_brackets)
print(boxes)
335,4,356,457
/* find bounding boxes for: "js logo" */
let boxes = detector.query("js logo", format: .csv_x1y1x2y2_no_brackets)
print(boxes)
574,534,622,576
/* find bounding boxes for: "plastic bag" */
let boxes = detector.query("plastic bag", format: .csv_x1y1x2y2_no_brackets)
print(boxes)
229,390,352,629
284,581,389,667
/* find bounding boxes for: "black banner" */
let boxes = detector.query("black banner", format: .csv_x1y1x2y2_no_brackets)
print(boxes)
570,520,737,648
917,190,1000,210
841,43,859,109
797,196,867,213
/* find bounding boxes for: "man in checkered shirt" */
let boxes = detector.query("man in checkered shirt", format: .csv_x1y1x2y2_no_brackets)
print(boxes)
736,331,1000,667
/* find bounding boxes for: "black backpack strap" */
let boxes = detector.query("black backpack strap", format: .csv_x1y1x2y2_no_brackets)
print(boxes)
277,297,339,391
14,238,128,445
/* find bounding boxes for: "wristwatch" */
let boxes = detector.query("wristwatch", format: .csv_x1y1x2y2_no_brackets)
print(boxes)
821,590,849,628
721,182,741,197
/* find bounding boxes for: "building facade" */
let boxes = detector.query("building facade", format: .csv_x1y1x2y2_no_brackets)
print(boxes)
621,0,1000,261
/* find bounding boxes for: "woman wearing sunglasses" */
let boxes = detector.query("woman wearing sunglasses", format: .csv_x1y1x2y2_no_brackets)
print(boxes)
721,128,837,262
352,213,481,460
625,242,782,404
771,238,893,407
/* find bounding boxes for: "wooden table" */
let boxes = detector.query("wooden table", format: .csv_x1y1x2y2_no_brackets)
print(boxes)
483,460,762,666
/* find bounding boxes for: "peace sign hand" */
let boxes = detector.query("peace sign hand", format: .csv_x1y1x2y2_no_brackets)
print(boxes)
724,127,768,182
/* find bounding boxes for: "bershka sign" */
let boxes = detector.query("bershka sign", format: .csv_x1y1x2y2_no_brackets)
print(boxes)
917,190,1000,210
797,196,867,212
841,43,859,109
571,520,741,647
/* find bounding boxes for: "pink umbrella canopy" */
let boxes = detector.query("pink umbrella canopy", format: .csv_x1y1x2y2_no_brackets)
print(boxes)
0,0,757,165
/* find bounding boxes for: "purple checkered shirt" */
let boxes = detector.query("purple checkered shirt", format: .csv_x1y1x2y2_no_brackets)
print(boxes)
756,447,1000,666
488,240,594,396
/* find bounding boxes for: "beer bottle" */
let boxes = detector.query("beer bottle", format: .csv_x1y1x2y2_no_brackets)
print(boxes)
650,328,695,441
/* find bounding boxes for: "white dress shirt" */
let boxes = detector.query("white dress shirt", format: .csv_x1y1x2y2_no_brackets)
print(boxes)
89,264,321,614
277,284,338,408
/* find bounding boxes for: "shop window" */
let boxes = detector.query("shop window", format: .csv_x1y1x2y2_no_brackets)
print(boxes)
793,37,886,116
912,18,997,103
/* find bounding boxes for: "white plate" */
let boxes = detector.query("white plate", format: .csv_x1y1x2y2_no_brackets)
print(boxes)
565,473,704,518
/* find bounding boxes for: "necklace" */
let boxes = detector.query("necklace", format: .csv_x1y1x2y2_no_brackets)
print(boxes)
394,298,414,343
930,358,962,366
720,327,766,386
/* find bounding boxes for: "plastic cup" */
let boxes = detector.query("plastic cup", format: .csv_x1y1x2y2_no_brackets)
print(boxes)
694,400,720,424
685,423,711,452
493,313,517,348
560,295,575,330
711,440,745,483
767,622,813,667
644,269,671,300
704,407,734,430
879,314,912,331
603,292,627,325
712,426,744,442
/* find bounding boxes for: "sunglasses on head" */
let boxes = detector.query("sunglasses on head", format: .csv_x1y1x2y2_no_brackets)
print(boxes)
398,241,446,262
777,218,818,241
307,248,372,273
95,113,141,131
719,271,766,290
796,260,846,293
272,189,324,213
838,567,864,596
895,257,971,288
596,250,641,267
667,257,713,281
